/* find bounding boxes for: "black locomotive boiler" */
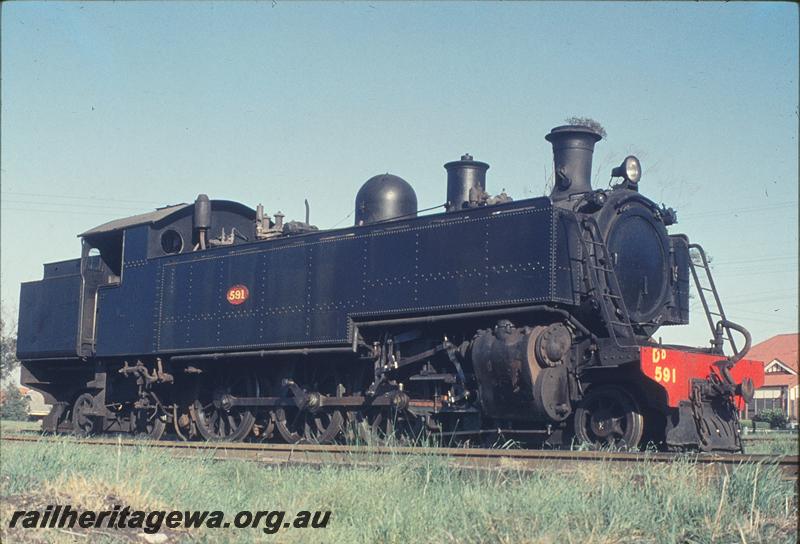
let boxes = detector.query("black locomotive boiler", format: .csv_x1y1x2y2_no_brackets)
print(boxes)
17,125,763,451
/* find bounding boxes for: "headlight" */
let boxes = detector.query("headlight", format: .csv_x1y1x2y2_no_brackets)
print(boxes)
611,155,641,184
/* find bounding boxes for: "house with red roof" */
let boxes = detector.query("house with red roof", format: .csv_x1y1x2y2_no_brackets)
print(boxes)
745,333,798,422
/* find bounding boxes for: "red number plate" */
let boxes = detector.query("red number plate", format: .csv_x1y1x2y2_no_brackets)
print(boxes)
226,285,249,305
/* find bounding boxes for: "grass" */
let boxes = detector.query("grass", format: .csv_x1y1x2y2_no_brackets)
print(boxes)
0,434,797,544
0,419,42,434
742,432,799,456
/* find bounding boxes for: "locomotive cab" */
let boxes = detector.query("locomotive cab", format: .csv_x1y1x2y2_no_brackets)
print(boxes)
18,200,257,361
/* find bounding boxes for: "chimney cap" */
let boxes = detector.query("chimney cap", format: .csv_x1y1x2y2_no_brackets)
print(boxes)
444,155,490,171
545,125,603,144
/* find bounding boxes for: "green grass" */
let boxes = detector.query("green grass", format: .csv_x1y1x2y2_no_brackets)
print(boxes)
0,419,42,434
1,436,797,544
742,430,799,455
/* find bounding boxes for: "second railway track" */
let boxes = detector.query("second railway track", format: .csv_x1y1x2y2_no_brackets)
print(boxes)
2,433,797,480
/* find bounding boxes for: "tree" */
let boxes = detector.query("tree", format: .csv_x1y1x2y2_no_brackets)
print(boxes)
1,317,19,382
0,383,29,420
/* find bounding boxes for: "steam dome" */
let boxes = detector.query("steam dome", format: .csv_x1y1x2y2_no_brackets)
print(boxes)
355,174,418,226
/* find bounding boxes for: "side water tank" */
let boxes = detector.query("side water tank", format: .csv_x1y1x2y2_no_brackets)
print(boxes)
355,174,418,226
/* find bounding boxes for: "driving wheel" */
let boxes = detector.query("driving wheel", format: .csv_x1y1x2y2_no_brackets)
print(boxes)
193,370,258,442
274,370,344,444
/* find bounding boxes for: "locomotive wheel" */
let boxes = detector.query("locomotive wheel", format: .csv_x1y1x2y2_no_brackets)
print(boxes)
574,386,644,449
72,393,99,437
132,408,167,440
351,409,393,444
251,378,276,442
275,406,343,445
193,371,258,442
274,372,345,444
352,408,424,445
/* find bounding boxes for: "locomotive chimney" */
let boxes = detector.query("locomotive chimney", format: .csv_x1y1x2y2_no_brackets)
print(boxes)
545,125,602,202
444,154,490,212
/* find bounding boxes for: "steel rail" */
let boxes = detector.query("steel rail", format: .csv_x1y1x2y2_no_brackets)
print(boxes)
2,434,796,480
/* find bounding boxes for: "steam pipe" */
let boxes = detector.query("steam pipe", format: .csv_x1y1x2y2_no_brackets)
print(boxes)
193,194,211,250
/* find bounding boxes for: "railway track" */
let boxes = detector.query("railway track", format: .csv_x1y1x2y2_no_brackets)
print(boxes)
2,433,797,480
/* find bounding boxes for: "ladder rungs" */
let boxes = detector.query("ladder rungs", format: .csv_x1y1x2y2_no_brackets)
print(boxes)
583,220,636,341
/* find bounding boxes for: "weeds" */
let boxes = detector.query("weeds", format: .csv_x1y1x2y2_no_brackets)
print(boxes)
0,436,796,543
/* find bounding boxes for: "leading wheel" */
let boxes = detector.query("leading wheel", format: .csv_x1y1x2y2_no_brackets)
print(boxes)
574,385,644,449
193,371,258,442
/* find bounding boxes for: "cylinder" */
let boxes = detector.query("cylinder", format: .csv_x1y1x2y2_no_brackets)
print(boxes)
193,194,211,230
444,154,490,212
545,125,602,202
470,320,572,422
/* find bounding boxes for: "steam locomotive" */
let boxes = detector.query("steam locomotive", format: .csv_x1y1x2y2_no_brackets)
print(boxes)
17,125,764,451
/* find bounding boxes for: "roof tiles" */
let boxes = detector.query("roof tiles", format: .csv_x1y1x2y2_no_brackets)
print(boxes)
747,333,798,373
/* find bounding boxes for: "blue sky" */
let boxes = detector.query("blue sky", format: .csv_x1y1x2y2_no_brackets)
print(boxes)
1,1,797,349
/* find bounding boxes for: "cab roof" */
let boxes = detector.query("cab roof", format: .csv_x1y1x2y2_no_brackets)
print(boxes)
79,200,256,238
80,204,190,237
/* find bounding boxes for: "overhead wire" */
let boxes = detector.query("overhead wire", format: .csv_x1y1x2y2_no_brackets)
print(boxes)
1,191,163,205
680,201,798,220
1,207,125,217
2,199,149,212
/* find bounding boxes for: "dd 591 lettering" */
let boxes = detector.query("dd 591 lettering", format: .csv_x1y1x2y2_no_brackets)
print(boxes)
654,366,677,384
